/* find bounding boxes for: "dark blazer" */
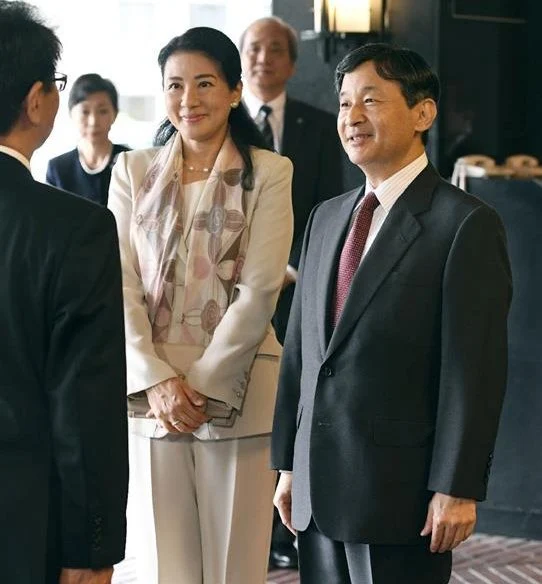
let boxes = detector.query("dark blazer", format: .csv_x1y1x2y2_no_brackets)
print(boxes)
46,144,130,206
0,153,128,583
271,164,512,545
273,98,344,343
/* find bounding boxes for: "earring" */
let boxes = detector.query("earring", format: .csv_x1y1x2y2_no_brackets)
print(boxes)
230,101,239,109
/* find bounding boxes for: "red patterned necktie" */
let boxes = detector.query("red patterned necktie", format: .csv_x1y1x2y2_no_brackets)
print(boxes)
332,191,380,327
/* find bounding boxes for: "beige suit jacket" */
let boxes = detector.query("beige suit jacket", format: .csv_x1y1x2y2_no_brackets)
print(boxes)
109,146,293,439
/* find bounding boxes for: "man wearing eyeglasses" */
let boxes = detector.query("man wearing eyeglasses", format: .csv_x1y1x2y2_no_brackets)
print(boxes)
0,3,128,584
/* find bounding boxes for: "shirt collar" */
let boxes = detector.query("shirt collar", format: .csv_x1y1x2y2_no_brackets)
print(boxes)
242,88,287,121
365,152,428,213
0,145,31,172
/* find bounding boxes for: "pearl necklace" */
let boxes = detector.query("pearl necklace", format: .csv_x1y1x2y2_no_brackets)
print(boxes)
183,163,212,173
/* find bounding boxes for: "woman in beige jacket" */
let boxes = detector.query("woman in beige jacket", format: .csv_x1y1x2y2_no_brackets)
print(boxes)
108,26,293,584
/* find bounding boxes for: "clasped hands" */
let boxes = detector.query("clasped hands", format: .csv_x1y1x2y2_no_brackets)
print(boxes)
146,376,210,433
274,473,476,553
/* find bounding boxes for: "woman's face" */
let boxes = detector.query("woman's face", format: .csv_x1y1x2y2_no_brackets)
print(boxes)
163,51,241,149
71,91,117,145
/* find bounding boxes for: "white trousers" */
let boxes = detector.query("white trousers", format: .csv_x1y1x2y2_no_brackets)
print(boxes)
127,432,276,584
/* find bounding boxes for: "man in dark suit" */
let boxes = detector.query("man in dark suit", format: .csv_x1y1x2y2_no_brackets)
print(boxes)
0,3,128,583
240,16,344,345
271,43,512,584
240,16,344,569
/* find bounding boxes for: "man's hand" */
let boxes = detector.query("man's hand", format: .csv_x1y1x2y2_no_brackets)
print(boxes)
274,472,296,535
421,493,477,553
59,567,113,584
146,376,210,434
281,271,296,291
281,265,298,291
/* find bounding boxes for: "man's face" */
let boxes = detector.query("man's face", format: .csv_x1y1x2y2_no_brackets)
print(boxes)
337,60,431,185
241,21,295,98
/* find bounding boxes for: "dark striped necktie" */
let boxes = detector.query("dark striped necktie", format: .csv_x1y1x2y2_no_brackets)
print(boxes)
256,104,274,150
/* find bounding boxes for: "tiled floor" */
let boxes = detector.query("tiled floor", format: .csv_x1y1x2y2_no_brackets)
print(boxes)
450,534,542,583
114,533,542,583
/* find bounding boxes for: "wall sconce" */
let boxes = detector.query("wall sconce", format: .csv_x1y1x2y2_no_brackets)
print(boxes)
302,0,387,62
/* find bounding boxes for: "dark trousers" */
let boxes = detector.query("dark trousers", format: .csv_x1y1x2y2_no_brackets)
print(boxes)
297,519,452,584
271,283,296,552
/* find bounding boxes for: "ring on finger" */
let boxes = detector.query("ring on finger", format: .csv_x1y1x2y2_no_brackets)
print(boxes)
171,419,183,427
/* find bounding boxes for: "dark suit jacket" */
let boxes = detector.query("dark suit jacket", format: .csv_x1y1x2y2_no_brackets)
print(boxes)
273,98,344,343
46,144,130,206
271,164,512,545
0,153,128,583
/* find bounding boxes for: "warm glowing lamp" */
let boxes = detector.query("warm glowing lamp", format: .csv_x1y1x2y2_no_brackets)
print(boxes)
304,0,386,62
315,0,372,34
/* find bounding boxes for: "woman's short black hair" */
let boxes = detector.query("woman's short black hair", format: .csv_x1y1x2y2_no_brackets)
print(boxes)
154,27,271,190
68,73,119,112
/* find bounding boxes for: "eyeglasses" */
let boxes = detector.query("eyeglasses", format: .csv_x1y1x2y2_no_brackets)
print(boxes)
54,72,67,92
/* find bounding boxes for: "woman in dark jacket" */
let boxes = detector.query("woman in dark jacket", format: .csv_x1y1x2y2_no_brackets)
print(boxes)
46,73,130,205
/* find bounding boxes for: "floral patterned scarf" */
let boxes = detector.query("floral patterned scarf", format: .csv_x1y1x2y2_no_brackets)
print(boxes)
133,131,253,345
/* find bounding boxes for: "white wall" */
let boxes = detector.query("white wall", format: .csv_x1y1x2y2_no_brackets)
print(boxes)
31,0,271,180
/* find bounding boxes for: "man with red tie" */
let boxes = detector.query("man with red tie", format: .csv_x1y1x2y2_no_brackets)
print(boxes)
271,43,512,584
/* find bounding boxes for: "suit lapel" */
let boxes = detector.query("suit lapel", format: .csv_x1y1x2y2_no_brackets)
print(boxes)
281,99,304,157
325,164,440,359
316,188,362,356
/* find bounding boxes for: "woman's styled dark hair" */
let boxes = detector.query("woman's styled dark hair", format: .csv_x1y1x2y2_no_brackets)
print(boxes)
68,73,119,112
0,0,61,135
154,27,271,190
335,43,440,145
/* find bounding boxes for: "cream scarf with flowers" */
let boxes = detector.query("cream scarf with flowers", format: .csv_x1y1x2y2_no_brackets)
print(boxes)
133,131,252,345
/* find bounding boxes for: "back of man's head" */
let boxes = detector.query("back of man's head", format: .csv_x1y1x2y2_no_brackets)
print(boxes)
0,1,61,135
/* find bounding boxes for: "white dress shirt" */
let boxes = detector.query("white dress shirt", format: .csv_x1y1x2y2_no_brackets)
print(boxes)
242,88,286,153
357,152,428,264
0,145,31,171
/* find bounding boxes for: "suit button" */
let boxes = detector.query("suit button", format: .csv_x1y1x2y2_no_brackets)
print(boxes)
323,366,333,377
